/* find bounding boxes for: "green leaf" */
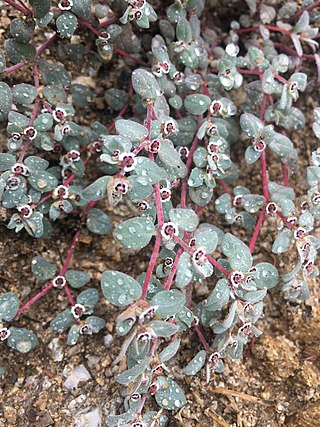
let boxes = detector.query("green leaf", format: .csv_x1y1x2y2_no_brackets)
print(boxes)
240,113,264,139
169,208,199,232
28,171,58,192
66,270,91,289
194,229,218,253
34,113,53,131
182,350,206,375
77,288,99,312
4,39,36,64
67,324,80,345
252,262,279,289
148,320,179,337
135,157,165,186
0,82,12,116
101,271,142,306
7,327,38,353
176,17,192,43
31,256,56,283
272,229,293,254
50,309,73,332
0,49,6,73
113,217,155,250
132,69,161,100
86,208,112,235
71,0,92,19
206,279,230,311
222,233,253,271
184,94,211,115
105,89,128,111
0,153,16,171
151,290,186,318
12,83,38,104
86,315,105,333
176,252,193,288
115,119,148,142
0,292,19,322
212,300,237,334
56,12,78,38
29,0,51,19
115,356,151,386
245,289,267,304
159,339,180,363
81,176,109,202
10,18,35,43
155,376,186,410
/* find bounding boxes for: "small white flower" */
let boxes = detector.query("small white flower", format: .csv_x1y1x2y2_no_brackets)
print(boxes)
52,185,69,199
52,275,66,289
294,227,307,240
58,0,73,11
68,150,81,162
266,202,278,215
230,270,245,287
160,187,171,202
17,204,33,218
161,222,179,241
0,327,11,341
24,126,37,140
192,247,207,265
80,324,93,335
52,108,67,122
209,100,222,116
11,162,29,176
118,152,137,172
71,303,86,319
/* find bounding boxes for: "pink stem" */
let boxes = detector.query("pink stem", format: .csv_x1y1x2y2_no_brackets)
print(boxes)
164,248,183,291
206,254,229,277
141,233,162,299
16,283,53,317
17,98,40,163
260,151,269,203
249,208,266,253
181,116,203,208
281,162,289,187
276,211,294,229
114,48,148,67
194,324,210,352
237,69,262,76
98,16,117,28
220,179,232,195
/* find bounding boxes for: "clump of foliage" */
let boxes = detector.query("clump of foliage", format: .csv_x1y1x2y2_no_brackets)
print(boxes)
0,0,320,425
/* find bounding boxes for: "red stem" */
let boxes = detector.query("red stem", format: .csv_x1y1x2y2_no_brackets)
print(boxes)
141,233,162,299
276,211,294,229
164,248,183,291
206,254,229,277
194,324,210,352
114,48,148,67
220,179,232,195
281,162,289,187
16,283,53,317
249,208,266,253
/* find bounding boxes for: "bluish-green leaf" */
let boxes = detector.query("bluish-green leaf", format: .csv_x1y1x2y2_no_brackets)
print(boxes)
182,350,206,375
86,208,112,235
101,271,142,306
66,270,91,289
151,290,186,318
169,208,199,232
31,256,56,283
114,217,155,250
184,94,211,115
0,292,19,322
155,376,186,410
222,233,253,271
7,327,38,353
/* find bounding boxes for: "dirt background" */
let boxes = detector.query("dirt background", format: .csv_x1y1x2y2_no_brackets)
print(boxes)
1,1,320,426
